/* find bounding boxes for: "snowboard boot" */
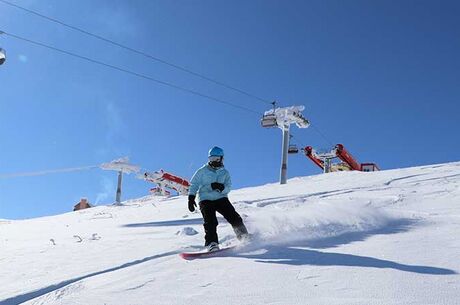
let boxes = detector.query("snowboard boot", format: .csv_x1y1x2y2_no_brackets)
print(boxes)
234,225,249,242
207,242,220,252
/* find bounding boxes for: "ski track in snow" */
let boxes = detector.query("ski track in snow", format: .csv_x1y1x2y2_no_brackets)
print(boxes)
1,161,460,304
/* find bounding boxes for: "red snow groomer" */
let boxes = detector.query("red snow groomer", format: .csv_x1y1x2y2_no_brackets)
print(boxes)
141,170,190,197
304,144,379,173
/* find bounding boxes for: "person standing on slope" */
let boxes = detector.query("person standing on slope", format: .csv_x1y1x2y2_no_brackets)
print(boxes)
188,146,249,251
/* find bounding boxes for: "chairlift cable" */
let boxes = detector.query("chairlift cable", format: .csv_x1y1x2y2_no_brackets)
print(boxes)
0,165,99,179
310,124,334,147
1,0,336,146
3,30,262,115
291,124,334,148
290,134,305,148
0,0,272,106
0,0,335,144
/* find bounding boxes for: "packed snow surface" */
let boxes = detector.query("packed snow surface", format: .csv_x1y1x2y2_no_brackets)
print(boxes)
1,162,460,305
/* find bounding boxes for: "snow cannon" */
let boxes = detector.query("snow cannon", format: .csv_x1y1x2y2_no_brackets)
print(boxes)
141,169,190,197
303,144,379,173
304,146,325,169
335,144,360,171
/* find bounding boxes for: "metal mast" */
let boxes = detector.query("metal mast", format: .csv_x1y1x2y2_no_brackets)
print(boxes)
261,104,310,184
100,157,139,205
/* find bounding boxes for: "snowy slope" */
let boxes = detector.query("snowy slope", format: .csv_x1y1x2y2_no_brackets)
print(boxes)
1,162,460,305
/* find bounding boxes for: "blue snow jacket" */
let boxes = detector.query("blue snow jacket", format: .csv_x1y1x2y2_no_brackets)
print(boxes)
188,163,231,202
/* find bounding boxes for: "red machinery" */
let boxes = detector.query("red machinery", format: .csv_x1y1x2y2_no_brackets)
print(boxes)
304,146,325,169
335,144,361,171
141,169,190,196
304,144,379,172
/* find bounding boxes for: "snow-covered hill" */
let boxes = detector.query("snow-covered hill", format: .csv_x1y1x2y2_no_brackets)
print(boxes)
1,162,460,305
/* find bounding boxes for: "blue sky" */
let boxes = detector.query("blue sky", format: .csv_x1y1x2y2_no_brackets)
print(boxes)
1,0,459,219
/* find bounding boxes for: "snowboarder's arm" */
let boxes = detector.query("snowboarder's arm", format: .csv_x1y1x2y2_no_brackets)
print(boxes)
188,169,202,196
221,170,232,196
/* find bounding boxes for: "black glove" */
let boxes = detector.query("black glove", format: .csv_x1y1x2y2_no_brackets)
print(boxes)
188,195,197,212
211,182,225,192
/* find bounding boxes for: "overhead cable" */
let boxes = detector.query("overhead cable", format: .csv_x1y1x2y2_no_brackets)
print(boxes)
0,0,337,144
0,165,98,179
310,124,334,146
0,0,272,106
3,31,262,115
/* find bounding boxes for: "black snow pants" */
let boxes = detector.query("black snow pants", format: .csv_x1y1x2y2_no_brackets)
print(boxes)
199,197,248,246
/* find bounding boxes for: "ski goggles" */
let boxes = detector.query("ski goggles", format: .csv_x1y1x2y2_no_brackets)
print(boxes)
208,156,223,162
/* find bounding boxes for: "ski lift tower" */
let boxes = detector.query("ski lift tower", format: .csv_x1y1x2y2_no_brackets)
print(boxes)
100,157,140,205
261,104,310,184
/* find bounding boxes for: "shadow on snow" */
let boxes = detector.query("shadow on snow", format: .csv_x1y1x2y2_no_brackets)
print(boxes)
237,245,456,275
123,217,227,228
305,218,417,249
221,218,455,275
123,218,204,227
0,250,179,305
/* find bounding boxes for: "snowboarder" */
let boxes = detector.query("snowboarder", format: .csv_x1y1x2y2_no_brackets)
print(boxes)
188,146,249,251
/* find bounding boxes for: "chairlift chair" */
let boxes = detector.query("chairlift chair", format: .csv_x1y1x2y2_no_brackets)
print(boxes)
0,48,6,65
288,144,299,154
261,113,278,128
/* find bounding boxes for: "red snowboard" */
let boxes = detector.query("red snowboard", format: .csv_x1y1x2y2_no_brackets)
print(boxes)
179,245,237,260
